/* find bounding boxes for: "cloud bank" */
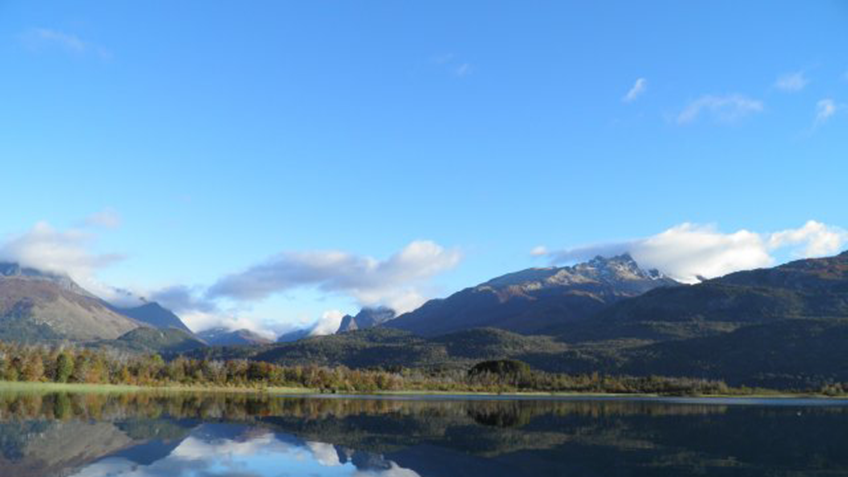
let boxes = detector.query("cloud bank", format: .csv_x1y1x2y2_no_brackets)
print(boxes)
207,240,461,314
536,221,848,283
0,221,127,300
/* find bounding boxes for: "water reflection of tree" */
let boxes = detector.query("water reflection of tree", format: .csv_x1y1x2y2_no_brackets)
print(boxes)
0,393,847,476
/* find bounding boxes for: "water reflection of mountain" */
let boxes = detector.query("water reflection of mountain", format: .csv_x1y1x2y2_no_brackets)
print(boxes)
0,392,845,476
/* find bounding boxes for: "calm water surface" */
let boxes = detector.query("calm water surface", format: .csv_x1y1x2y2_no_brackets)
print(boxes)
0,391,846,476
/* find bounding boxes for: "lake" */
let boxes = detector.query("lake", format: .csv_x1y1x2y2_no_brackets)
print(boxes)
0,391,846,476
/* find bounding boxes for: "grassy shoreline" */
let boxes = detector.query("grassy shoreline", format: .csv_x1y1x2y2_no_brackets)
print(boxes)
0,381,845,401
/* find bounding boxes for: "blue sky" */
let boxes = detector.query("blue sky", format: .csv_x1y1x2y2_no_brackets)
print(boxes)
1,1,846,335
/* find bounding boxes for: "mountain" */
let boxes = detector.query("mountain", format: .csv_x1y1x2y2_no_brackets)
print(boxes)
0,262,97,297
97,328,208,354
337,307,397,333
564,250,848,343
197,327,273,346
0,263,141,342
114,302,193,334
276,328,312,343
193,327,553,370
387,254,679,337
192,251,848,388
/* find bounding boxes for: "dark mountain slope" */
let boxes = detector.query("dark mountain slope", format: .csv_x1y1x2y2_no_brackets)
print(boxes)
620,318,848,388
115,302,193,333
388,255,679,337
565,252,848,343
94,328,208,354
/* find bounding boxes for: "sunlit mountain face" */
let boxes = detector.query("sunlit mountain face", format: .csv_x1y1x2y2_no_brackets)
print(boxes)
0,392,847,477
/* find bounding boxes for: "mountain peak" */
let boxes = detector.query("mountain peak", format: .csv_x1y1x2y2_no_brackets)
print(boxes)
337,307,397,333
483,254,672,290
577,253,663,282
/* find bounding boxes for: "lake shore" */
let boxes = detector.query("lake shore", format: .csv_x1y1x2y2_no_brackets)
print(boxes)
1,380,846,401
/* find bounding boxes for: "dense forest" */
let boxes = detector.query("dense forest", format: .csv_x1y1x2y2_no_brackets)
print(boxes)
0,340,844,396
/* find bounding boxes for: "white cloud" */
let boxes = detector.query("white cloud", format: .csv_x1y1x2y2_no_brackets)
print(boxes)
537,221,848,284
308,310,346,337
623,78,647,103
530,245,548,257
0,221,124,286
207,240,461,314
145,286,277,336
22,28,111,59
768,220,848,257
774,71,809,92
676,94,764,124
815,98,837,125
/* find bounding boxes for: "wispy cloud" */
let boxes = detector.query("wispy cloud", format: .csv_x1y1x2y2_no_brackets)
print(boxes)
21,27,111,59
432,53,473,78
623,78,647,103
455,63,473,77
676,94,764,124
814,98,838,125
774,71,809,92
534,221,848,284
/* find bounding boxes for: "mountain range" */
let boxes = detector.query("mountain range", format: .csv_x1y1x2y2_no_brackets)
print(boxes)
0,262,250,350
387,254,679,336
3,251,848,388
189,251,848,388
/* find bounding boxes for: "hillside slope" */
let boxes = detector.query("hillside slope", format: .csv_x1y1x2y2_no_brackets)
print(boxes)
114,302,193,333
387,255,679,337
0,275,141,342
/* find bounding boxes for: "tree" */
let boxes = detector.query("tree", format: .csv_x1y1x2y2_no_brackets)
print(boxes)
22,353,44,382
55,352,75,383
468,359,532,388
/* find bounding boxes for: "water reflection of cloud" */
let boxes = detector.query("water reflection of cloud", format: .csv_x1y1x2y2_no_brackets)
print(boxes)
307,442,343,466
353,463,421,477
68,426,419,477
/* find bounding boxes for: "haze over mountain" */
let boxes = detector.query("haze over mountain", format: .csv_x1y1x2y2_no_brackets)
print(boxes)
198,327,274,347
387,254,679,337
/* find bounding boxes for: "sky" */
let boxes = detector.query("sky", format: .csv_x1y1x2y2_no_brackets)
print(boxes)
1,1,847,337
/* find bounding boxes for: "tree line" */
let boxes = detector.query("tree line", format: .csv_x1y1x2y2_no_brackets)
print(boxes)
0,342,838,396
